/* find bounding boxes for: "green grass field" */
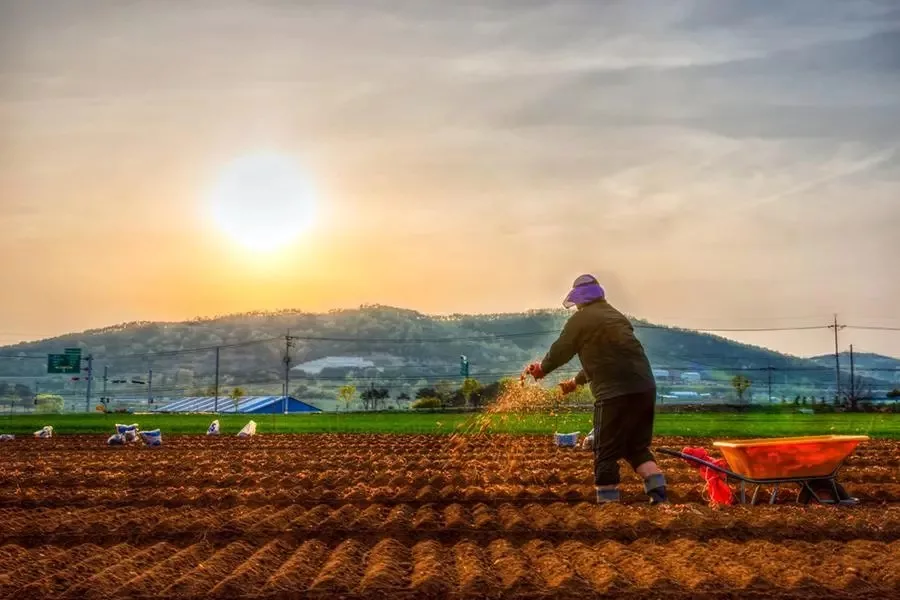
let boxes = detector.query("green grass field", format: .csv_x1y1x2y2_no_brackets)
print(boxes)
1,411,897,438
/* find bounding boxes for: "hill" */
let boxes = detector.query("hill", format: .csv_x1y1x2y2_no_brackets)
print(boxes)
810,352,900,385
811,352,900,370
2,305,887,409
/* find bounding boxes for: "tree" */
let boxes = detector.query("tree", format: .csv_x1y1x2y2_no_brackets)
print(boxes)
373,387,389,410
888,388,900,399
843,375,872,412
360,386,375,411
477,380,504,406
338,384,357,411
396,392,411,409
460,378,482,409
731,375,751,405
34,394,64,414
230,386,246,411
416,387,438,400
360,383,390,411
434,380,455,408
411,397,441,409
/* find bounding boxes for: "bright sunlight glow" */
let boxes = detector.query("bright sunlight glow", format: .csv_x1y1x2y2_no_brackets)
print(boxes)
208,154,316,253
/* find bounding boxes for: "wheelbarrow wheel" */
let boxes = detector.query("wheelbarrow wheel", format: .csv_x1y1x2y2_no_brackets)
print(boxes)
797,479,852,505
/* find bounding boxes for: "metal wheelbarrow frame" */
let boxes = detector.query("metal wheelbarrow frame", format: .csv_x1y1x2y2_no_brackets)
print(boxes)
657,446,860,506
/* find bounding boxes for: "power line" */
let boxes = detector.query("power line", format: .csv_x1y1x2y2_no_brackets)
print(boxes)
98,336,284,360
291,366,900,382
651,325,830,333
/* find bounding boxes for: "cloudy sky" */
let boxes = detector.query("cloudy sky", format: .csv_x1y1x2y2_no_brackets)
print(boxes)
1,0,899,357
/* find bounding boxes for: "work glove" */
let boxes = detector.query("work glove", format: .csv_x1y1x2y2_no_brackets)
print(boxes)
523,362,545,380
559,379,578,395
582,431,594,450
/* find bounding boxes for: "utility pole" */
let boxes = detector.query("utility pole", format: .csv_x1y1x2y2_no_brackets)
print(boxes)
214,346,220,413
84,355,93,412
829,315,845,402
767,364,773,403
102,365,108,404
283,332,294,415
148,368,153,405
849,344,855,406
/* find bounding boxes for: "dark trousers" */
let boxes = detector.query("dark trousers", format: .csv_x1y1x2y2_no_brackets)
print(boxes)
593,388,657,486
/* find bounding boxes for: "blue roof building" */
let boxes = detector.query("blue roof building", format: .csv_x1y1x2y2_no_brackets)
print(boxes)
154,395,321,414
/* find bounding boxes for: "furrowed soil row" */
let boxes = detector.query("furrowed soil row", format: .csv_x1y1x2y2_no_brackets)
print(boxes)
1,538,896,599
7,480,900,511
4,504,900,548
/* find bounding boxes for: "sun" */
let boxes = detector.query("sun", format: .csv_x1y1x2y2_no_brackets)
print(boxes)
208,153,316,252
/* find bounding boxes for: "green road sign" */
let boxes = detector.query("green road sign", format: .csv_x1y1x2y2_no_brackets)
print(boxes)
48,354,74,374
47,348,82,374
65,348,82,371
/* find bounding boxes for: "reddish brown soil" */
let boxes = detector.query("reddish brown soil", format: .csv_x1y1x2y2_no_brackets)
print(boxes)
0,434,897,598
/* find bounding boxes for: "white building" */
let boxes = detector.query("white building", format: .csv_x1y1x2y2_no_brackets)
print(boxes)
291,356,376,375
680,372,702,384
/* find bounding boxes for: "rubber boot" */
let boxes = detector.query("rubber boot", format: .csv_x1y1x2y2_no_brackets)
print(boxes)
643,473,668,505
596,487,621,504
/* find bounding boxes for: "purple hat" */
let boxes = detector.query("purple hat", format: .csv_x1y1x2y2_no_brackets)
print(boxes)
563,274,605,309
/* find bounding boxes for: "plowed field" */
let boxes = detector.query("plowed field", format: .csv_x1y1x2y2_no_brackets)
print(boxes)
0,434,898,599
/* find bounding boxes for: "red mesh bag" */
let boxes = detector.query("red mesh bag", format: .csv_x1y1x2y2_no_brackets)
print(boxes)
682,447,734,507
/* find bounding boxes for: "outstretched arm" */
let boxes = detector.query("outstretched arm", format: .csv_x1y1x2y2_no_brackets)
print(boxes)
540,317,581,377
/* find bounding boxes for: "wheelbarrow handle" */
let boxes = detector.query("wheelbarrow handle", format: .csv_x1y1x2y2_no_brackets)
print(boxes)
656,448,738,479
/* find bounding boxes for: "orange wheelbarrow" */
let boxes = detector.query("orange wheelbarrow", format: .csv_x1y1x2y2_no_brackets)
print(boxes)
659,435,869,505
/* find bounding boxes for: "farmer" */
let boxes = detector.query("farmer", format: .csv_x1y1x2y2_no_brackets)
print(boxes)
523,274,667,504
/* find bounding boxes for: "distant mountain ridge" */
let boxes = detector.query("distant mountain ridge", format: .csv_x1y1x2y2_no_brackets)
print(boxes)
810,352,900,373
0,306,896,395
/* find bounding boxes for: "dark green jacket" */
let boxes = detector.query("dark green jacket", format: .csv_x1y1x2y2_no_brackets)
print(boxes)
540,299,655,403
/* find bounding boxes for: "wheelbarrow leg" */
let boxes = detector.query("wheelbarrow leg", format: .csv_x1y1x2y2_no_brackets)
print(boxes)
751,485,760,506
797,482,808,504
769,484,779,504
830,479,842,504
798,480,825,505
740,481,746,504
